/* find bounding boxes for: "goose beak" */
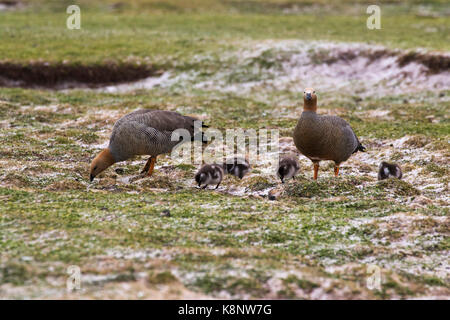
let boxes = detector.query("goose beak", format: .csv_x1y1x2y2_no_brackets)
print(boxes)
90,174,94,182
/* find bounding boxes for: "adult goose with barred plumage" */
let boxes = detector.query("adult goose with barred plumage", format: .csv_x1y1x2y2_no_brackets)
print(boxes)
89,109,207,181
293,88,366,180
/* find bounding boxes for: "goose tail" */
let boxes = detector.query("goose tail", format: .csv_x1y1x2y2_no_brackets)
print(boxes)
353,142,366,153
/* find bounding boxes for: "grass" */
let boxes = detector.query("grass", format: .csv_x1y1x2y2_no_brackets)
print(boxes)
0,0,449,299
0,1,449,65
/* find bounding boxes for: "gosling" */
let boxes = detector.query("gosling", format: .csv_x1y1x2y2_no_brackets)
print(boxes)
195,164,224,189
223,157,250,179
378,162,402,180
277,156,300,183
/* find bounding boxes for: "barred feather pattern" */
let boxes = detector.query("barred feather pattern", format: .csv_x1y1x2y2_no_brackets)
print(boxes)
108,109,200,162
294,111,361,164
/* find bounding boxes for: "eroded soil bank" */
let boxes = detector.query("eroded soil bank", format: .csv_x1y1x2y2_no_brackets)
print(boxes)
0,61,161,89
0,41,449,92
95,41,450,98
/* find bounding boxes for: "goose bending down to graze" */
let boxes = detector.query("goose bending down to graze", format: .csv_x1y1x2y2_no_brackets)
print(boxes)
277,155,300,183
293,88,366,180
90,109,207,181
378,162,402,180
195,164,224,189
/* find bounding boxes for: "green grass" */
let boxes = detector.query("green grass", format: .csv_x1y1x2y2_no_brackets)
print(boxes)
0,1,449,65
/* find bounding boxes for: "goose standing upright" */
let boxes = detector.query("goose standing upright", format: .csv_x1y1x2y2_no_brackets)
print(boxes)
293,88,365,180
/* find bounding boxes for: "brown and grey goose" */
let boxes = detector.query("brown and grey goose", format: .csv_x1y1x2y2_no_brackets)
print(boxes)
293,88,366,180
90,109,207,181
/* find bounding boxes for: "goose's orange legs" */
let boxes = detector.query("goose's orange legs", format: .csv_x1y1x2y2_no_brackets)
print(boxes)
141,156,157,176
334,165,340,177
313,163,319,180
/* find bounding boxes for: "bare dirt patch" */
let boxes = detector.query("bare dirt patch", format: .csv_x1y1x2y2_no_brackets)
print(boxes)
313,48,450,75
0,0,21,11
0,61,161,89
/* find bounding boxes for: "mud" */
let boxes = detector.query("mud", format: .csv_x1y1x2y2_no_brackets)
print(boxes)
0,61,161,89
0,0,20,11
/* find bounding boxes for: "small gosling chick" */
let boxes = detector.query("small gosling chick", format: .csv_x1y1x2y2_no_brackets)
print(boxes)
277,156,300,183
378,161,402,180
195,164,224,189
223,157,250,179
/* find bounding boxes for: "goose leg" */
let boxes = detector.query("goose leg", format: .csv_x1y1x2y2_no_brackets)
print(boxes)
313,162,319,180
334,164,340,177
141,156,157,176
141,156,152,174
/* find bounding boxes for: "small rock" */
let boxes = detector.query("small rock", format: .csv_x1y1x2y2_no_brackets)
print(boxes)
425,115,435,123
161,209,171,217
21,256,33,262
115,168,125,174
412,196,432,206
358,163,372,173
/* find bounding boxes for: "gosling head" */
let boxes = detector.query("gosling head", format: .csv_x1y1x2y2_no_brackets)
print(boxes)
89,148,116,182
303,88,317,112
195,172,208,187
277,165,289,183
